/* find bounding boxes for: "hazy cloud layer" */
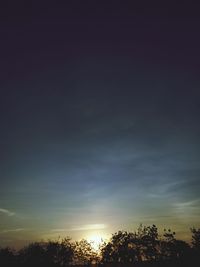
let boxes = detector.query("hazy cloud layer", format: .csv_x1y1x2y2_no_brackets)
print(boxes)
0,4,200,247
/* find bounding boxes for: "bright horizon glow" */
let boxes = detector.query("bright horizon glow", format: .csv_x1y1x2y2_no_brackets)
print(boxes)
86,232,108,251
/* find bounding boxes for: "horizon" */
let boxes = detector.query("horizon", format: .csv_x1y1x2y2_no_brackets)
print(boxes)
0,2,200,249
0,223,197,250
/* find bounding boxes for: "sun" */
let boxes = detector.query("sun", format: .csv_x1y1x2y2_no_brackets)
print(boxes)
86,233,105,251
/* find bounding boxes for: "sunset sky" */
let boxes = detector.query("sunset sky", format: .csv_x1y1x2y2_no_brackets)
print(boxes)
0,2,200,248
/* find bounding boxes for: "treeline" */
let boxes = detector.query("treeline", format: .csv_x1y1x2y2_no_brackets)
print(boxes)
0,225,200,267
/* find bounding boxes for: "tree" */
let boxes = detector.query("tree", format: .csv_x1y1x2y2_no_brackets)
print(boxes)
0,247,16,267
101,230,141,264
18,239,74,267
45,238,74,267
191,227,200,251
190,227,200,265
135,224,160,261
160,228,177,260
18,242,47,267
172,240,191,260
73,239,98,265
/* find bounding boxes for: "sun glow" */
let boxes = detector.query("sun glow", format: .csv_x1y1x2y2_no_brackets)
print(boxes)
87,233,106,251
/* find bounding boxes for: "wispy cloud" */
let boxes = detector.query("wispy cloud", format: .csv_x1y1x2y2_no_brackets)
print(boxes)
173,198,200,209
0,208,15,217
1,228,24,234
51,224,107,233
172,199,200,220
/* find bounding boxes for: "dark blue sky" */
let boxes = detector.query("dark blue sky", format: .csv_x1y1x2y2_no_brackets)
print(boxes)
0,2,200,247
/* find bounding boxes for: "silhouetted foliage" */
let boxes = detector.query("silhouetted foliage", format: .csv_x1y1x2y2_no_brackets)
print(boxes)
101,231,137,263
160,228,176,260
101,225,161,263
18,242,47,267
136,224,160,261
191,227,200,251
100,225,199,266
73,239,99,265
0,224,200,267
0,247,16,267
45,238,74,267
17,238,74,267
190,227,200,265
160,229,191,261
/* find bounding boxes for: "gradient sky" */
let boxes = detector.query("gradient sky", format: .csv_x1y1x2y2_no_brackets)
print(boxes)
0,2,200,248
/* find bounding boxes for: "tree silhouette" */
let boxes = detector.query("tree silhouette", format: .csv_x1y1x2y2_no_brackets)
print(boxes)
45,238,74,267
18,242,47,267
159,228,177,260
101,231,138,264
73,239,98,265
190,227,200,265
0,247,16,267
135,224,160,261
101,225,162,264
18,239,74,267
191,227,200,251
1,224,200,267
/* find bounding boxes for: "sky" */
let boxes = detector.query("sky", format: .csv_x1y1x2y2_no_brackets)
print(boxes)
0,2,200,248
